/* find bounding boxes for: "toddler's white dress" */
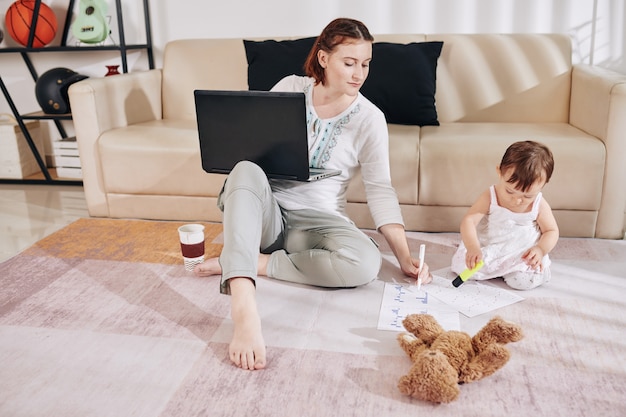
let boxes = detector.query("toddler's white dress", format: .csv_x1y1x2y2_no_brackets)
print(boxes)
451,186,550,290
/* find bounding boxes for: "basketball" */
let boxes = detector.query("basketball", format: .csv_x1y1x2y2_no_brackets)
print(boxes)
5,0,58,47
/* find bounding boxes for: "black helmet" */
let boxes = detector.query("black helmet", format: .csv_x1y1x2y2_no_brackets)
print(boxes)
35,68,88,114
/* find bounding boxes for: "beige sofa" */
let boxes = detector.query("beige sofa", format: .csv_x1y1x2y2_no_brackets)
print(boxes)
68,34,626,239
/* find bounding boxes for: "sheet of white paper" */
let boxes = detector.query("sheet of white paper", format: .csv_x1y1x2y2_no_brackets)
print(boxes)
428,267,525,317
378,282,461,331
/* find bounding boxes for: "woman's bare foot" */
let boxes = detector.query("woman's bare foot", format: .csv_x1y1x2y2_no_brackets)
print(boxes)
229,277,266,370
193,257,222,277
194,254,270,368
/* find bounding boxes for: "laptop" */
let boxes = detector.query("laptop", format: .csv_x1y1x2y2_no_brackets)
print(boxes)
194,89,341,182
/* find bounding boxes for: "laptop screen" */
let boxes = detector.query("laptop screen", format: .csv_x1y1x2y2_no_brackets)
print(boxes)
194,89,312,181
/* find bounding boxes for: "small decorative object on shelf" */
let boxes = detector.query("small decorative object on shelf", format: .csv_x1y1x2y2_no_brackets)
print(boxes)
35,67,88,114
71,0,110,44
0,28,4,44
105,65,120,76
5,0,58,47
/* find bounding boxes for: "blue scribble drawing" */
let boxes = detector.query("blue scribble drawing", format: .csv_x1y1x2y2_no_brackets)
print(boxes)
389,307,404,329
415,291,428,304
379,282,461,331
393,284,407,302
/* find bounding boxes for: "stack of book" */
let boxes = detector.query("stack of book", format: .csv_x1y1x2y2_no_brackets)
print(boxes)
52,137,82,179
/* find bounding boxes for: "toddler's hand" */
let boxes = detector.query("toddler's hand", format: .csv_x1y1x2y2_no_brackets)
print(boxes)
522,246,544,271
465,247,483,270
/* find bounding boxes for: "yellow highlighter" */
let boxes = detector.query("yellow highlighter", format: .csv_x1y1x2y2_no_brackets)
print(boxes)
452,260,485,287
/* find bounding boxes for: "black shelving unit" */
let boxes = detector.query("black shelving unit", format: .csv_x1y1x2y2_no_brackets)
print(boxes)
0,0,154,185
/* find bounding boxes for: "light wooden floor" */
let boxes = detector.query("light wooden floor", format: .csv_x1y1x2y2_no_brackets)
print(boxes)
0,184,89,263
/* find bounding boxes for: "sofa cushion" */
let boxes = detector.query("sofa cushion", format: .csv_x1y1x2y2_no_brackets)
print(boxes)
244,37,317,91
418,123,605,211
361,41,443,126
427,34,572,123
162,39,249,120
98,120,226,196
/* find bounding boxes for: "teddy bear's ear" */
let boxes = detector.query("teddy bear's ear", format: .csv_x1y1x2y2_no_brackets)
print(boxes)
402,314,445,345
401,314,422,333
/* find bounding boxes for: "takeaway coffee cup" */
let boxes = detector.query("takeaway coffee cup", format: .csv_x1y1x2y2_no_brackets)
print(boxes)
178,224,205,271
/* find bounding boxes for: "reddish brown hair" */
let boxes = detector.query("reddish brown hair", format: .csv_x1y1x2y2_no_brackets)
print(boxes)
500,140,554,192
304,18,374,85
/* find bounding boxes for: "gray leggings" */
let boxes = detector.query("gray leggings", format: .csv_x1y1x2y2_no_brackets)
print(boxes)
217,161,382,294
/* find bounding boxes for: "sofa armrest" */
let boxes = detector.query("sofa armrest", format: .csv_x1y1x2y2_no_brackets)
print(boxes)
570,64,626,238
68,69,163,217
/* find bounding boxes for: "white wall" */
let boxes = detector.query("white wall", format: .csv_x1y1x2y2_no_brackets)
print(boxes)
1,0,624,118
148,0,624,70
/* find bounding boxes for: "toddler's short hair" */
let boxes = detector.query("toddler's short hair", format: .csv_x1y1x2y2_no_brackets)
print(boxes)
500,140,554,192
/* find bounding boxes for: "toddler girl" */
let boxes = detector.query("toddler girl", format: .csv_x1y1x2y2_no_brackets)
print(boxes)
451,140,559,290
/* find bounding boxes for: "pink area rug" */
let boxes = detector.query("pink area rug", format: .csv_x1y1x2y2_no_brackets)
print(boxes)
0,218,624,416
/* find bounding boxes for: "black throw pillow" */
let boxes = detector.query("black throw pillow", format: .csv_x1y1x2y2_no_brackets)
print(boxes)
360,41,443,126
243,38,443,126
244,37,317,91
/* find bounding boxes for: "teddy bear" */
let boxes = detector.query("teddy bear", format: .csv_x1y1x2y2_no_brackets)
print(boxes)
396,313,523,403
